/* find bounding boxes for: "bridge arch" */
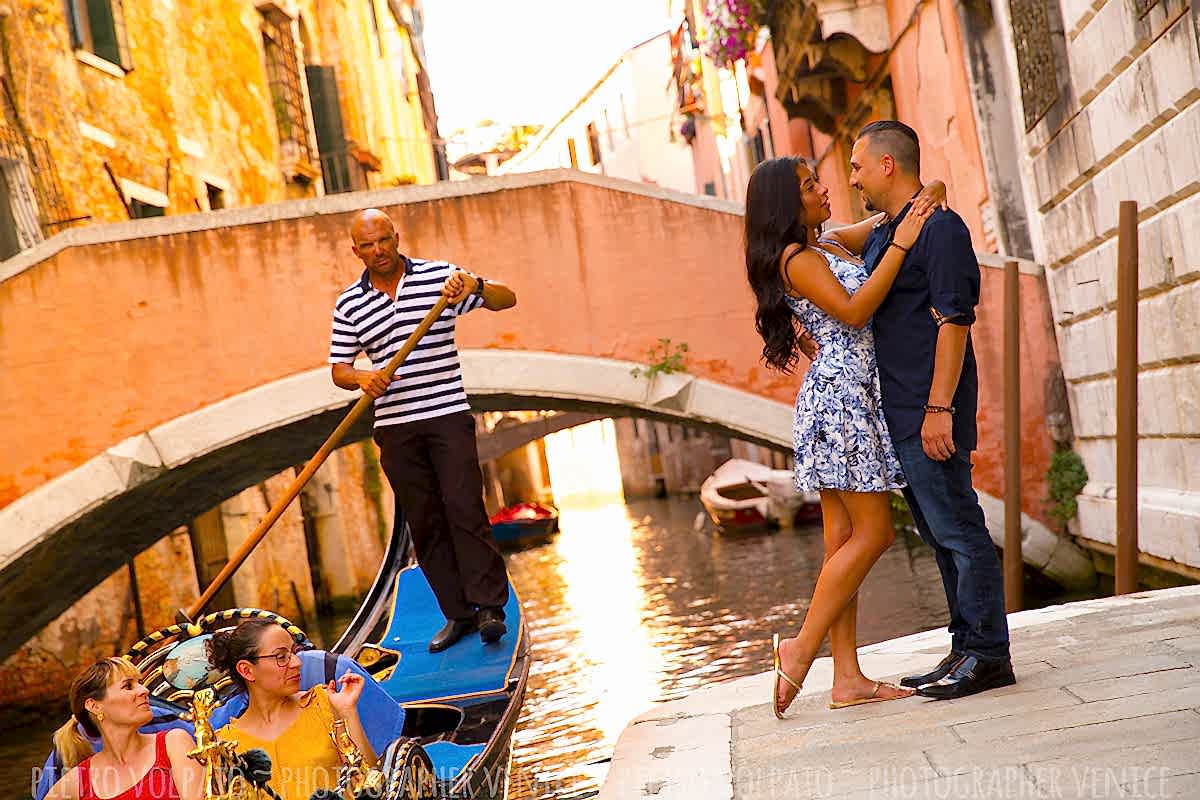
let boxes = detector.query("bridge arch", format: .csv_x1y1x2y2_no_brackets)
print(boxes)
0,350,792,660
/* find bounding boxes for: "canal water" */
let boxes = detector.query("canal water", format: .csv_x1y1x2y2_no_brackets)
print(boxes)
4,495,1071,800
500,496,951,799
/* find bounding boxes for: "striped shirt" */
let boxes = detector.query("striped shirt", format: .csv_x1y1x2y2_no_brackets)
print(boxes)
329,258,484,427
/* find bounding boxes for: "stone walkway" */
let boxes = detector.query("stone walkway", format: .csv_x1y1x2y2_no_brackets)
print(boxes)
597,585,1200,800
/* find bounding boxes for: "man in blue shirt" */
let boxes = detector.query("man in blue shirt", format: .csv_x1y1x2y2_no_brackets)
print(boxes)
852,121,1014,699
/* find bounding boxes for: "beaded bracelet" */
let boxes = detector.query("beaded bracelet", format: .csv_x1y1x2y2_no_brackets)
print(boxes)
924,404,956,415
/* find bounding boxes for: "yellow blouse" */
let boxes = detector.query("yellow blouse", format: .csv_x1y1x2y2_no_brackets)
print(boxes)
217,686,344,800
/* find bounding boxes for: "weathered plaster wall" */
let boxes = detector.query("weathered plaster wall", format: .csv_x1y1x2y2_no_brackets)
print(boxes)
810,0,998,251
0,528,198,707
0,0,437,240
0,439,388,708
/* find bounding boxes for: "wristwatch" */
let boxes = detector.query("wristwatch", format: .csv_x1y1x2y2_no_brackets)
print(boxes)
471,275,486,298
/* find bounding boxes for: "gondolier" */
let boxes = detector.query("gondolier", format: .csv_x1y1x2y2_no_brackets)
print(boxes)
330,208,517,652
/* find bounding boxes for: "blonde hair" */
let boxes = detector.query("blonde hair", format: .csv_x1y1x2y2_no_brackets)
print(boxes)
52,657,142,769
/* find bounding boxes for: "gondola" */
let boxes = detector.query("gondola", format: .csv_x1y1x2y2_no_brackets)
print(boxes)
34,297,529,799
34,519,530,800
489,502,560,549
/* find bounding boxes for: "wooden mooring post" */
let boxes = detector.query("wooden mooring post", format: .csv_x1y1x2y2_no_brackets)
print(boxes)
1116,201,1139,595
1003,260,1023,611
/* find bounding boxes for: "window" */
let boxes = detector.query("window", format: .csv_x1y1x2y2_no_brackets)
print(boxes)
65,0,133,70
1009,0,1061,131
566,138,578,168
586,123,602,165
0,160,42,260
121,178,167,218
703,181,716,196
205,183,225,210
129,199,164,218
305,64,367,194
0,128,72,259
261,7,317,180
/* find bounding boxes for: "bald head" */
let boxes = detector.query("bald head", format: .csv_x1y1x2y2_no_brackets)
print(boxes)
350,208,394,241
350,208,402,279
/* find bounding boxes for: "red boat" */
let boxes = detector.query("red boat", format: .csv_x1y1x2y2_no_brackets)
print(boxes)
490,502,560,547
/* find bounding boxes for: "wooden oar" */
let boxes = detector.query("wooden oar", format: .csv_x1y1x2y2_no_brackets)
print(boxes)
180,295,451,621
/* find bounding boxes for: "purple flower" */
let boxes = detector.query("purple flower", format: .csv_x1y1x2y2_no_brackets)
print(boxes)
700,0,759,66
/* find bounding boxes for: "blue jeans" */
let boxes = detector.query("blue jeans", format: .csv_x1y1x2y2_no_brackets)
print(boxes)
892,435,1011,662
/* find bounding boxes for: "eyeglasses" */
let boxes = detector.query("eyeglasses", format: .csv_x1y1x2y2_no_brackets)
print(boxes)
245,643,304,668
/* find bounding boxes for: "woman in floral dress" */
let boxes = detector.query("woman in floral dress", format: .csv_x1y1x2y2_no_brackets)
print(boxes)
744,156,942,717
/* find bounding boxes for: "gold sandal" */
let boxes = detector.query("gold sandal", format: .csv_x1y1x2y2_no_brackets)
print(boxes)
772,633,803,719
828,681,913,709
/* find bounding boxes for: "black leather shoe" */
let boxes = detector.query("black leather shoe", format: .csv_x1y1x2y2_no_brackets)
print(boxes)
900,651,965,688
477,607,507,644
916,655,1015,700
429,618,476,653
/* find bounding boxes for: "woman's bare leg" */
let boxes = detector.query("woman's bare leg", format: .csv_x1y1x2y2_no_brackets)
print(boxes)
820,493,868,694
822,492,913,704
776,490,905,710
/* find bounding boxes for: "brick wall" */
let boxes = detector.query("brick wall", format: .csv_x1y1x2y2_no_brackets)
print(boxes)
994,0,1200,564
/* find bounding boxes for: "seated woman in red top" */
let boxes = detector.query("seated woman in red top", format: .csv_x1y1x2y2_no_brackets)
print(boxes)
46,657,203,800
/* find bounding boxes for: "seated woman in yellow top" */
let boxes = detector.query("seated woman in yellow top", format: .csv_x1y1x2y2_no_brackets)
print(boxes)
206,619,375,800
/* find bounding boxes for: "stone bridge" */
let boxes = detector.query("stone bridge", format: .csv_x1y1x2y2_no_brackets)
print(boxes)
0,170,1076,661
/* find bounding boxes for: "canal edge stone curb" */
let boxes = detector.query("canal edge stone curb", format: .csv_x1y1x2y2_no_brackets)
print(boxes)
597,709,734,800
599,585,1200,799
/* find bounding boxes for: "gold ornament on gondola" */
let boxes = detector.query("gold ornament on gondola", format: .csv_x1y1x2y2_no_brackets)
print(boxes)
186,688,259,800
328,717,386,799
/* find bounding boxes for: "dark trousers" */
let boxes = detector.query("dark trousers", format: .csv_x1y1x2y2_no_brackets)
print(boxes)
374,412,509,622
892,435,1011,662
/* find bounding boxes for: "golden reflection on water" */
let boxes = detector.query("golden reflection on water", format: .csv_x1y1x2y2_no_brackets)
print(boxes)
552,504,665,744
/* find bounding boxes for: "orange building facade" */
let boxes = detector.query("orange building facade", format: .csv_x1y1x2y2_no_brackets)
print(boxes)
671,0,1063,528
0,0,444,262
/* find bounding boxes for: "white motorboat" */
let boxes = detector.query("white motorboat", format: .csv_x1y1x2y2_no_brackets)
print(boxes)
699,458,821,531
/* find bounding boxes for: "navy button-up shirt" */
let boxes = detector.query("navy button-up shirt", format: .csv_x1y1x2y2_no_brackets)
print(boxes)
862,205,980,450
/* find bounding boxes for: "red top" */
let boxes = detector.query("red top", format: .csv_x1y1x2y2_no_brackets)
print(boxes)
78,731,180,800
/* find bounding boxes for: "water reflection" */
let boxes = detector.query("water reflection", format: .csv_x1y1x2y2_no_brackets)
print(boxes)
504,496,951,799
553,505,663,741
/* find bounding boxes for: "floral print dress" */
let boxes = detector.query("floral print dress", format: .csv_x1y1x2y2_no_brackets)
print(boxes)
786,245,907,493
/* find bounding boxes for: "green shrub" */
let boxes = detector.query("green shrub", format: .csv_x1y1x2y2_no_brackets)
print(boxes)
631,338,689,379
1046,448,1088,526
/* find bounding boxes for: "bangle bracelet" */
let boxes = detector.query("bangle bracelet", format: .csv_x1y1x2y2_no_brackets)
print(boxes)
924,404,955,415
889,242,909,254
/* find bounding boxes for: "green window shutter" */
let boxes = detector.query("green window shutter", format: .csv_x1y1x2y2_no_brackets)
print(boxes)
305,65,351,192
85,0,118,64
84,0,130,70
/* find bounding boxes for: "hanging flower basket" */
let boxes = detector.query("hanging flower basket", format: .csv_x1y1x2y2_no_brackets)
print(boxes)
699,0,763,67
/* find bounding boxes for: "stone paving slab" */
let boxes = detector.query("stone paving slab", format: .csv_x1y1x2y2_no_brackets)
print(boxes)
923,708,1200,777
598,585,1200,800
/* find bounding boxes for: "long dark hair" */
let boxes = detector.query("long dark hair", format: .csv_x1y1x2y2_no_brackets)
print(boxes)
206,619,278,692
745,156,811,373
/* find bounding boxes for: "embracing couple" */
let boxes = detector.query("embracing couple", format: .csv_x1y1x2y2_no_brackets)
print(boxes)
745,121,1015,718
